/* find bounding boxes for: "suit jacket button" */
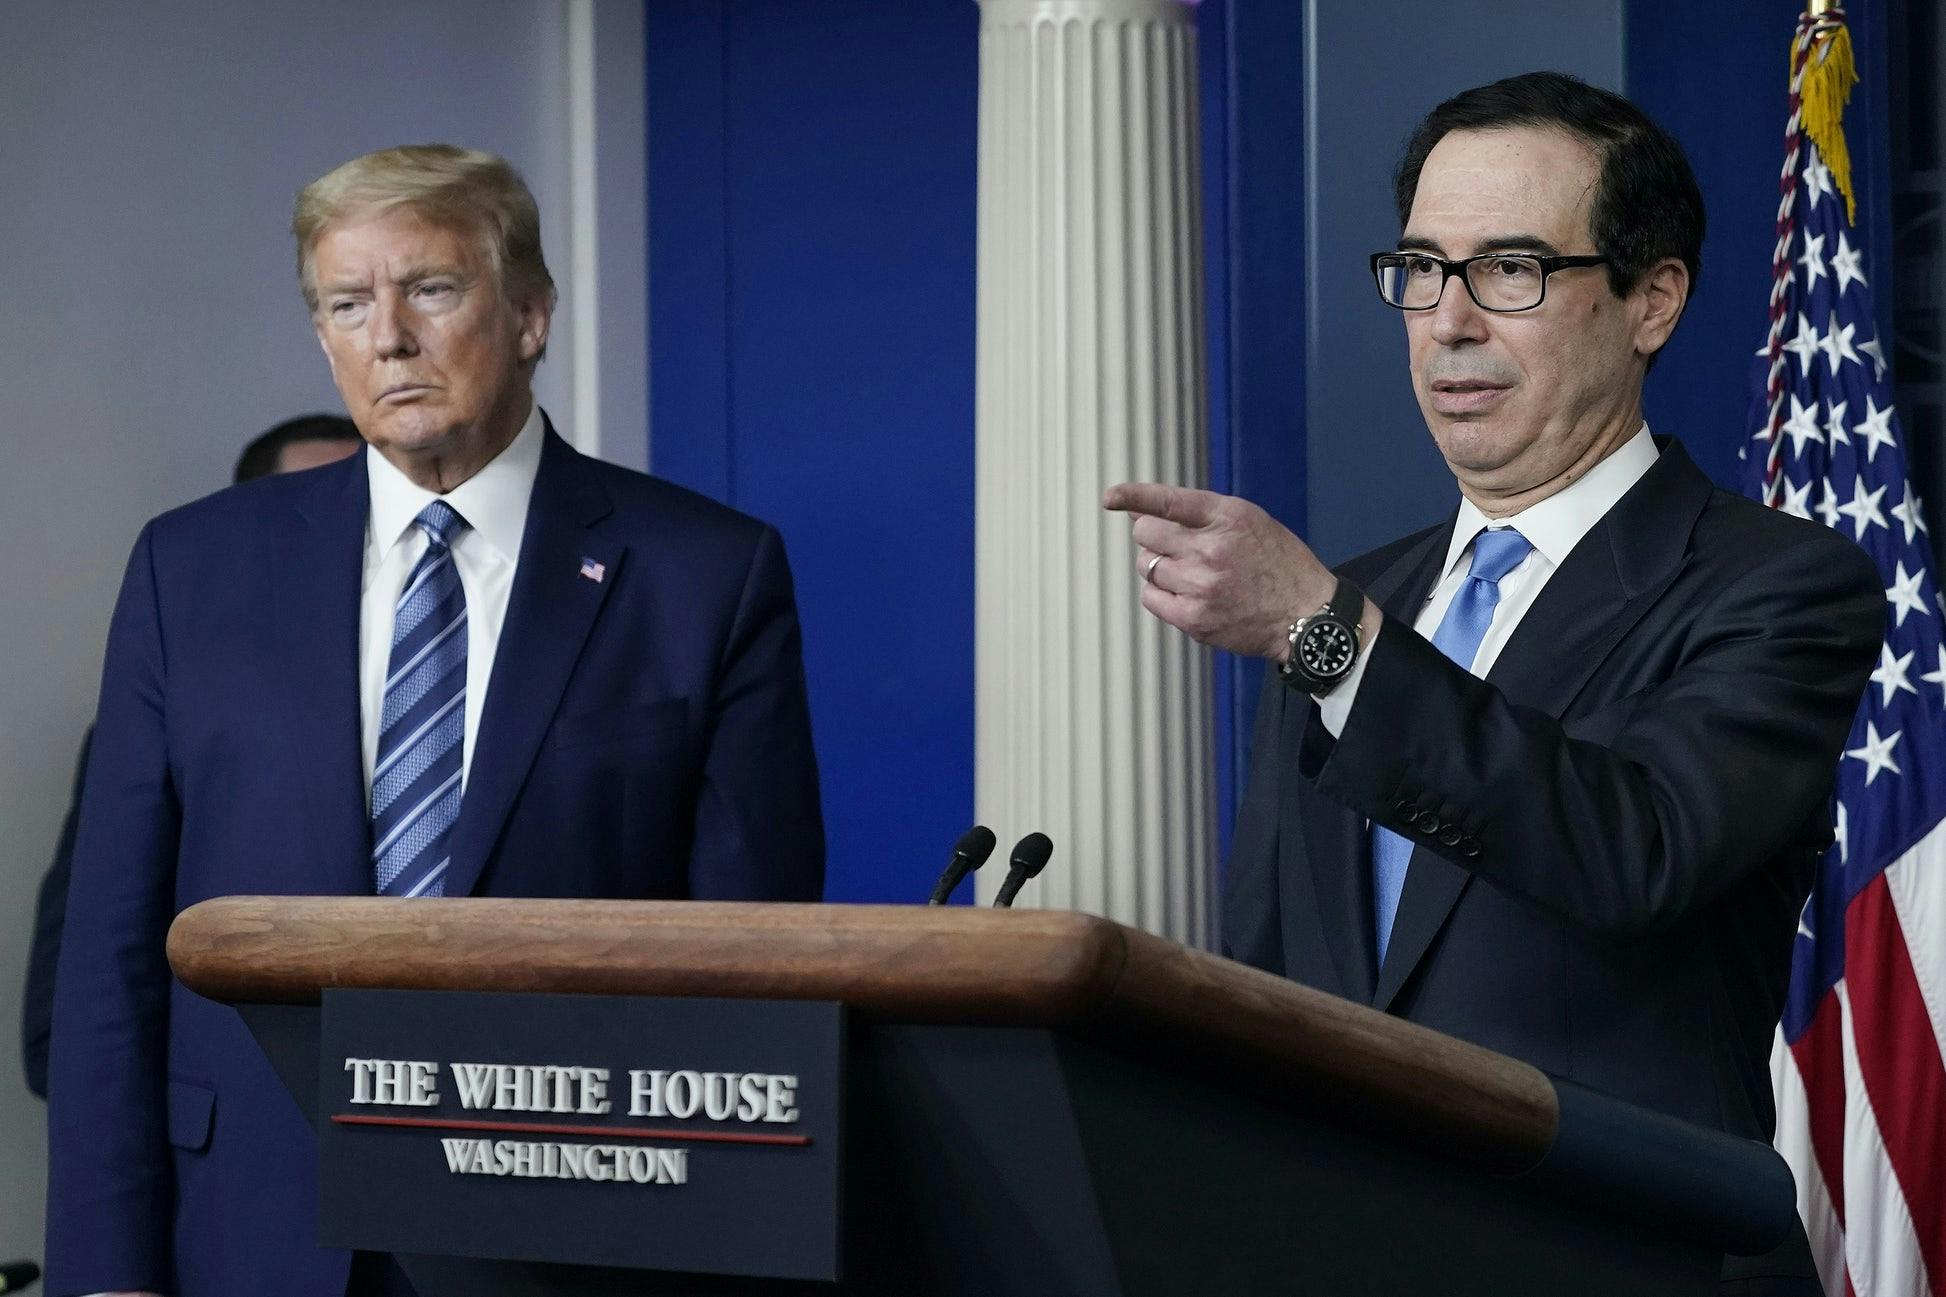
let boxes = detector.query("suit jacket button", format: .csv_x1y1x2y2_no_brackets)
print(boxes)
1462,839,1482,858
1416,810,1442,833
1439,824,1462,847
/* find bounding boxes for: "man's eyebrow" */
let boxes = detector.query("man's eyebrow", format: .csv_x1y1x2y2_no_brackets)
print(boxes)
391,263,466,285
1393,233,1567,257
1469,233,1564,256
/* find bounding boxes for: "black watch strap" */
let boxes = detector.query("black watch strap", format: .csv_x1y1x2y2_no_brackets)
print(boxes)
1331,578,1367,636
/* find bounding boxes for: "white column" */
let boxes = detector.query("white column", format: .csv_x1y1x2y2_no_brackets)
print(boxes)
973,0,1214,947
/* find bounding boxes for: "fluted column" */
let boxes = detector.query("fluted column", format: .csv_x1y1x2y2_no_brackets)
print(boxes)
973,0,1214,946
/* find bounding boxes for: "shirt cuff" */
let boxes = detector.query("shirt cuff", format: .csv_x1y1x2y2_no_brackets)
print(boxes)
1313,618,1381,737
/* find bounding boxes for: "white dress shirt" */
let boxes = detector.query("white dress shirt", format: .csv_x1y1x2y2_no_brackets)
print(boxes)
1317,425,1659,736
359,402,544,797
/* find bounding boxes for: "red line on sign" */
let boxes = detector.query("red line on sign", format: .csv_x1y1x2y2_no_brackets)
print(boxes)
331,1114,811,1146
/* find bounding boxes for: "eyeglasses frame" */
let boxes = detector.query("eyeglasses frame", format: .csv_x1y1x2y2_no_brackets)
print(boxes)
1368,251,1611,313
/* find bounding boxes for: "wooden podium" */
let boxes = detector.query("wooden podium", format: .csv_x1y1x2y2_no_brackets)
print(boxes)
169,897,1795,1296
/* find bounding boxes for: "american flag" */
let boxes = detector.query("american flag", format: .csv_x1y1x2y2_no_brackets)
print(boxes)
1745,9,1946,1295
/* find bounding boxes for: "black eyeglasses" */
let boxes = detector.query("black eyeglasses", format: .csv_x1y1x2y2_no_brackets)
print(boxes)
1370,251,1610,312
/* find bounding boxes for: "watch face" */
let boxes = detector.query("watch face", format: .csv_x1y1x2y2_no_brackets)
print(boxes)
1299,618,1357,678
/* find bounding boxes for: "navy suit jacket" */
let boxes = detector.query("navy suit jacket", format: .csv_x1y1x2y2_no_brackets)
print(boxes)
45,427,824,1297
1223,439,1879,1288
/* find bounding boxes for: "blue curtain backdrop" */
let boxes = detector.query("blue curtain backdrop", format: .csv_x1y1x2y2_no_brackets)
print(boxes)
643,0,1895,904
1631,0,1896,488
646,1,980,904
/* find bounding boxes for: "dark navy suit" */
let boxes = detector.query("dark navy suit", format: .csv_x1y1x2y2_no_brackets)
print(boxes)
1223,439,1879,1292
45,428,824,1296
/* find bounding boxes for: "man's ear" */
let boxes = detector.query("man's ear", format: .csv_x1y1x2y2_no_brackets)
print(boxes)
1631,257,1690,359
515,293,553,364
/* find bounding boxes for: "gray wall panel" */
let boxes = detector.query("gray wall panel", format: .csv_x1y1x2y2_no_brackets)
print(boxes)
0,0,575,1262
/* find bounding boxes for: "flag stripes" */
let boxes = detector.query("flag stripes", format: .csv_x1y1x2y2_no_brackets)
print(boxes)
1745,8,1946,1292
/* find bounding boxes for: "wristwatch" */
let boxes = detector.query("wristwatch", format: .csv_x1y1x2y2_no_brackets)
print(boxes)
1278,578,1367,696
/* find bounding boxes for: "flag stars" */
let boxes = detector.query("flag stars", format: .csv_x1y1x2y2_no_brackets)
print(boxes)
1780,394,1823,456
1858,334,1888,381
1885,561,1930,628
1830,230,1867,295
1834,802,1850,867
1837,477,1889,541
1891,484,1930,546
1816,481,1843,531
1782,312,1824,374
1780,477,1814,520
1823,399,1851,451
1803,152,1837,209
1818,311,1860,376
1871,643,1918,706
1921,646,1946,708
1797,231,1828,289
1854,397,1897,464
1843,720,1902,786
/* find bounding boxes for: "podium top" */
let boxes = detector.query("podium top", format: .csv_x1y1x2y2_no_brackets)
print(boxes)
170,896,1798,1257
170,896,1554,1174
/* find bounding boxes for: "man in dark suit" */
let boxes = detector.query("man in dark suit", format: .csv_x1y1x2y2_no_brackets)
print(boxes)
21,416,361,1102
45,145,823,1297
1108,74,1879,1294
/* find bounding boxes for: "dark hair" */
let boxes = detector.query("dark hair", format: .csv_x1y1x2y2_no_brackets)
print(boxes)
234,414,362,483
1394,72,1704,303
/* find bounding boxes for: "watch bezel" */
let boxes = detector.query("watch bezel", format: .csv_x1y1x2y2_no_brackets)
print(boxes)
1279,579,1367,695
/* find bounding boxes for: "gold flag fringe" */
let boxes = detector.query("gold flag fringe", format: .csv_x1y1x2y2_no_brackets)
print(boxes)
1798,15,1859,225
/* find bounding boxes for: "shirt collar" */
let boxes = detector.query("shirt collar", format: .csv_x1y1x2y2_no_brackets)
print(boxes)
1439,423,1659,582
366,402,545,564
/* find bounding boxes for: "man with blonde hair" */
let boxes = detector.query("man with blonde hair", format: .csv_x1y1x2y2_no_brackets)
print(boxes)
46,144,824,1297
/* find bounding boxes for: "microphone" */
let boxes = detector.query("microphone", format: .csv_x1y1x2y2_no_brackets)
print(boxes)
0,1259,39,1292
992,832,1053,908
928,825,997,904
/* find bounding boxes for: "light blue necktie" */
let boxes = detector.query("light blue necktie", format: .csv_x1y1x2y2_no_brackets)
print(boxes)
372,501,469,899
1371,527,1533,966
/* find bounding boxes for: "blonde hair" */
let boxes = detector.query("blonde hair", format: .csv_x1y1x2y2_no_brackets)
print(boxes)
292,144,556,316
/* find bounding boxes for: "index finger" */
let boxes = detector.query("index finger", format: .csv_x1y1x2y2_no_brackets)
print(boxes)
1102,482,1219,526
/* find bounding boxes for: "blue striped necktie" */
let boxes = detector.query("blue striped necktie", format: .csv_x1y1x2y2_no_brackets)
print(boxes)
372,500,469,899
1371,527,1533,966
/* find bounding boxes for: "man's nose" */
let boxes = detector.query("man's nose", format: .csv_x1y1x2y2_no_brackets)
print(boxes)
370,295,419,359
1426,273,1490,347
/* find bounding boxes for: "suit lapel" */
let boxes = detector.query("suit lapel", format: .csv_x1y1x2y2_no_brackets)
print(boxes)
1371,855,1468,1010
443,428,623,897
1485,438,1709,716
272,454,373,897
1370,438,1712,1012
1298,520,1452,1001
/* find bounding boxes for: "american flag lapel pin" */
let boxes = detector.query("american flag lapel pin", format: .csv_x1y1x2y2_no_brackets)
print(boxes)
579,557,606,583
